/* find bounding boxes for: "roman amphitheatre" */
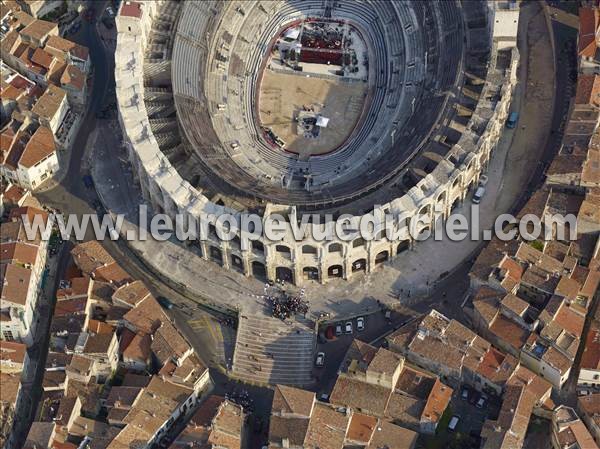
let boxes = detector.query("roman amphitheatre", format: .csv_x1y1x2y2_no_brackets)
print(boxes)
115,0,519,285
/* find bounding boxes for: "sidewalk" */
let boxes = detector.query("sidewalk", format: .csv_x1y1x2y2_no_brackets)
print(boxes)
91,2,555,319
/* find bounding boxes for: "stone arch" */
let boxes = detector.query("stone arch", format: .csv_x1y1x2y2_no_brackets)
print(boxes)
353,237,365,248
327,265,343,279
276,245,292,259
252,240,264,253
397,240,410,254
230,254,243,272
329,242,343,253
303,266,319,281
252,261,267,280
375,250,389,265
209,246,223,265
419,204,431,216
276,266,294,283
352,258,367,273
302,245,318,255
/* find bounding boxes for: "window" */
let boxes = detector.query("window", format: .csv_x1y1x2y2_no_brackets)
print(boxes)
2,331,14,341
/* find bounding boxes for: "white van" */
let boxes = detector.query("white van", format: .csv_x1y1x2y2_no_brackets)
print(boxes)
448,416,460,432
472,187,486,204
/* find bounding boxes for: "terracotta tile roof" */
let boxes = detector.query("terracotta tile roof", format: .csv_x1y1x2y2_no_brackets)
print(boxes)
83,332,115,355
60,64,85,91
158,353,207,388
0,262,32,306
122,333,151,363
86,319,114,335
71,241,114,275
56,276,91,300
329,375,391,416
0,220,39,245
54,297,87,316
368,347,403,376
0,241,38,265
304,402,350,449
470,238,520,282
476,347,518,386
149,320,191,363
93,261,132,286
45,35,89,61
578,394,600,421
112,280,151,308
122,295,168,335
552,301,585,338
507,365,552,404
395,366,437,400
501,293,529,317
20,18,57,42
66,354,94,377
554,276,581,301
489,314,529,352
385,390,423,428
207,401,243,449
24,421,55,449
30,47,53,69
0,340,27,365
366,420,417,449
190,395,226,427
346,412,377,444
32,84,66,120
121,373,150,388
268,415,310,447
482,384,535,449
581,322,600,371
579,7,600,59
472,287,502,326
271,384,315,417
543,346,572,374
0,30,19,55
106,386,142,409
421,378,452,425
8,205,48,225
18,125,55,168
120,1,142,19
576,75,600,107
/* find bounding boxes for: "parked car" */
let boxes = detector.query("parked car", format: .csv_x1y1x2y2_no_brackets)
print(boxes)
478,174,489,187
157,296,174,310
476,396,486,408
506,111,519,129
461,387,469,401
335,324,343,336
82,174,94,188
315,352,325,367
472,186,485,204
345,321,353,334
356,317,365,331
448,416,460,432
325,326,335,340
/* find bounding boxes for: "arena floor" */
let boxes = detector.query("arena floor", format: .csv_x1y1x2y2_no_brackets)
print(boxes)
258,70,368,159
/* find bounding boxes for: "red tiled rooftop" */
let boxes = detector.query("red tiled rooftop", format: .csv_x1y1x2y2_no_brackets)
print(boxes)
120,1,142,18
579,7,599,58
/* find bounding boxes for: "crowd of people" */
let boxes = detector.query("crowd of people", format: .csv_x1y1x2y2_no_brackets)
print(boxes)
265,283,309,320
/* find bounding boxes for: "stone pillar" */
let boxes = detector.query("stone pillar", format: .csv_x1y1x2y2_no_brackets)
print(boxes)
242,253,251,276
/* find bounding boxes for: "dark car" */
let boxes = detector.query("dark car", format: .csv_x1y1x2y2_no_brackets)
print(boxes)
157,296,174,310
82,174,94,188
